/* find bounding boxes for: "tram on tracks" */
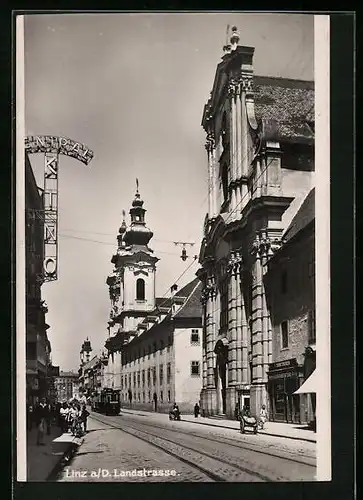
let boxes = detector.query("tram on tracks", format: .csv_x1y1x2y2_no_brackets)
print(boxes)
92,388,121,415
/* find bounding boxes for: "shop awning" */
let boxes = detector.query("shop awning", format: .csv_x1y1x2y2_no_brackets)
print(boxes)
293,369,317,394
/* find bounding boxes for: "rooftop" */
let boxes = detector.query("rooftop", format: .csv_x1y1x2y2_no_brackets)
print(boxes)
283,188,315,242
254,75,314,143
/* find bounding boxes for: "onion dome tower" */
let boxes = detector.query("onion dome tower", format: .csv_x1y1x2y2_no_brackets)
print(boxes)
123,179,154,249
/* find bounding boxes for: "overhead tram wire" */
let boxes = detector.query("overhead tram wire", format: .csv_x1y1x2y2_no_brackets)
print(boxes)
58,233,180,257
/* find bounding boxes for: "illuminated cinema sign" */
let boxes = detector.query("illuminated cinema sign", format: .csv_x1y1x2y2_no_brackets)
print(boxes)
25,135,94,282
25,135,93,165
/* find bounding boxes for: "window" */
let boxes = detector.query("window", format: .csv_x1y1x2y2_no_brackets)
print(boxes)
136,278,145,300
191,361,200,376
133,372,136,386
153,367,157,385
149,391,151,402
191,330,200,345
142,370,145,385
168,390,171,402
281,321,289,349
281,270,288,294
153,342,157,357
147,369,151,387
137,372,140,387
308,309,316,344
148,346,151,360
167,362,171,383
160,390,163,402
159,364,164,384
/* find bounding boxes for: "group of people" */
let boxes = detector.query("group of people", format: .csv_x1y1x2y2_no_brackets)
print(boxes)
27,398,90,446
59,401,90,436
235,403,268,429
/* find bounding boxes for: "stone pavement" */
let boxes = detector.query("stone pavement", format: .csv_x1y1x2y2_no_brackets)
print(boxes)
26,424,83,481
119,408,316,443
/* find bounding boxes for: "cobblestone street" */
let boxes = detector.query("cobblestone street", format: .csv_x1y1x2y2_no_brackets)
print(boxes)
57,412,316,482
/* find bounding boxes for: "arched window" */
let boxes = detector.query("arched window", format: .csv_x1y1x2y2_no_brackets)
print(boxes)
136,278,145,300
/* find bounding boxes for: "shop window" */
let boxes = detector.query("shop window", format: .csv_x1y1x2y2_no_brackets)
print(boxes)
136,278,145,300
281,321,289,349
308,309,316,344
191,361,200,376
191,330,200,345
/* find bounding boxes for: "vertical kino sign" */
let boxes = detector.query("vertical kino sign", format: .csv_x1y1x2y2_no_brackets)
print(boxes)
25,135,94,282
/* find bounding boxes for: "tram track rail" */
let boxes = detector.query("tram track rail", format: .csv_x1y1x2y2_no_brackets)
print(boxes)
90,413,314,482
94,410,316,466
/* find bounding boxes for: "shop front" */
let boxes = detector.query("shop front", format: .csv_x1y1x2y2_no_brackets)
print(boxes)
267,358,305,424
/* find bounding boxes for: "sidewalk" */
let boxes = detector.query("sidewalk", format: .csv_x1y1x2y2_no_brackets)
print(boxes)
26,424,83,481
119,408,316,443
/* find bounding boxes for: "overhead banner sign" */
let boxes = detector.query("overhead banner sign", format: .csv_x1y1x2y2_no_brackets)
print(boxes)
25,135,94,282
25,135,94,166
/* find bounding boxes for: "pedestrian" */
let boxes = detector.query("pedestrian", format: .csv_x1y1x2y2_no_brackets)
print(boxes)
80,404,90,433
194,402,200,418
45,400,52,435
34,398,48,446
259,404,268,429
27,403,34,431
59,402,69,433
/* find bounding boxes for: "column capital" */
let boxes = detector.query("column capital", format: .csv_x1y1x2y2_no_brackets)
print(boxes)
250,230,283,257
227,250,243,276
239,73,254,94
205,131,216,152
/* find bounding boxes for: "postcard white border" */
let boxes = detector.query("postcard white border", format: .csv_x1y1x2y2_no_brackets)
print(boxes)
16,14,27,482
315,14,331,482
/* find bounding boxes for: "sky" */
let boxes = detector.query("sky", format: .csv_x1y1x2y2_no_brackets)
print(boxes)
23,12,314,371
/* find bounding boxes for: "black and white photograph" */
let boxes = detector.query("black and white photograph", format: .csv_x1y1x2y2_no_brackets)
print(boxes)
16,12,331,483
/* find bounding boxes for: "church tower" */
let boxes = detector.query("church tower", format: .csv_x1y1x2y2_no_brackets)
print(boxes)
106,180,159,345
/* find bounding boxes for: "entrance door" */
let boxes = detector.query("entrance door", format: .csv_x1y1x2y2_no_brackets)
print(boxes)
273,380,287,422
216,363,227,414
241,395,250,411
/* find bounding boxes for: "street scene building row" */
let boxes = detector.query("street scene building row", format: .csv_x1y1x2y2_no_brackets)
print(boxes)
25,26,316,427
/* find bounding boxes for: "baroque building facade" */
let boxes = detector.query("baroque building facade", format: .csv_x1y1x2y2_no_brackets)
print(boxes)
104,185,203,413
197,27,315,419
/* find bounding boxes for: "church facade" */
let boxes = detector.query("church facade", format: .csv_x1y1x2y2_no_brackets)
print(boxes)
104,184,203,413
197,27,315,419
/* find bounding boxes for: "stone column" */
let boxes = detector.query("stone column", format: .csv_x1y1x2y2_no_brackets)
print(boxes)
228,80,238,221
205,132,217,219
235,251,249,386
250,235,265,415
204,275,217,414
201,293,208,391
227,252,237,386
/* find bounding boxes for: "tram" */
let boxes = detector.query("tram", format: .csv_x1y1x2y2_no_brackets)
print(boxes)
92,388,121,415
